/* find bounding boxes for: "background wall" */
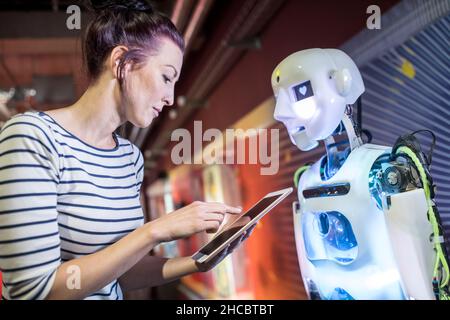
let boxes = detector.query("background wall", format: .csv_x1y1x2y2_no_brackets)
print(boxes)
154,1,449,299
358,13,450,243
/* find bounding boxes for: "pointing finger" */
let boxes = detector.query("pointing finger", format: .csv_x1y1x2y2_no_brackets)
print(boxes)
224,205,242,214
204,203,242,215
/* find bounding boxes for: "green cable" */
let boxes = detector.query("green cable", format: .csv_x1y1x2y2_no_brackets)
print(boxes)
293,165,310,189
396,146,449,299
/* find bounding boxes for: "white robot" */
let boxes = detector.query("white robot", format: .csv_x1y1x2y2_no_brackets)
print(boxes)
271,48,449,300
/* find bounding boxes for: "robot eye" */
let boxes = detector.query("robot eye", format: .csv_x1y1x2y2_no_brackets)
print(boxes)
276,75,280,83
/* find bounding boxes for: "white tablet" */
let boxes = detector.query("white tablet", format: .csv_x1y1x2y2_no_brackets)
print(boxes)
192,187,293,264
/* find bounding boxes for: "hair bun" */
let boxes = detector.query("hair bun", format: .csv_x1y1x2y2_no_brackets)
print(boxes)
90,0,153,13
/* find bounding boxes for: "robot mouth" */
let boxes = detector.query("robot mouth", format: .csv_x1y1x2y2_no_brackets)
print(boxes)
289,126,305,136
291,129,318,151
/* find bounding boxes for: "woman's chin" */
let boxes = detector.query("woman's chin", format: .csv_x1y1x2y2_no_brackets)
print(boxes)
131,117,154,129
142,118,154,128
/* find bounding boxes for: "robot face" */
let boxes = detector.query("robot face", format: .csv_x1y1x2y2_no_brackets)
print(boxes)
273,82,320,151
271,49,364,150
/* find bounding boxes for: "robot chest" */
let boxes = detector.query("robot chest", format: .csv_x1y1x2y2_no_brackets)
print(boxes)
295,146,393,265
297,144,391,213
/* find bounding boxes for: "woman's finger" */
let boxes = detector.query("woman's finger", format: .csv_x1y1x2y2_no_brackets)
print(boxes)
203,212,225,223
229,233,247,254
203,203,242,215
204,220,221,232
229,232,245,249
225,205,243,214
243,224,257,240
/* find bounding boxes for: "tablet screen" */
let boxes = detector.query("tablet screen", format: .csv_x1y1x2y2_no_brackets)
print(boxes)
198,195,281,255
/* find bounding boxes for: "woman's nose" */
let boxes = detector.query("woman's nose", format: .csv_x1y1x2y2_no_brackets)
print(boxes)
163,92,174,106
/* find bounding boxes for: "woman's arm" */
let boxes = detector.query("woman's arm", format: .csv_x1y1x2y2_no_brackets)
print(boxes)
118,255,198,292
46,222,158,299
46,201,241,299
118,224,257,292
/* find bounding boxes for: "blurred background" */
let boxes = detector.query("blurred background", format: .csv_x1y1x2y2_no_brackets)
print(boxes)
0,0,449,299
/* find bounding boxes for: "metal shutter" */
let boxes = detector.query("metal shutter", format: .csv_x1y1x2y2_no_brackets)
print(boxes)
358,13,450,245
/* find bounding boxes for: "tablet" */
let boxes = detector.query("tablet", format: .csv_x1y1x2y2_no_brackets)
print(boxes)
192,187,293,264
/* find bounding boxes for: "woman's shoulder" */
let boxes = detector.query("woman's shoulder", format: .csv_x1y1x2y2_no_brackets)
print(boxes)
1,111,57,140
115,133,143,164
0,111,62,164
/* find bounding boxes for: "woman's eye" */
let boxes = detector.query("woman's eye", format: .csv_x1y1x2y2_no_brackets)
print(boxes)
163,75,171,84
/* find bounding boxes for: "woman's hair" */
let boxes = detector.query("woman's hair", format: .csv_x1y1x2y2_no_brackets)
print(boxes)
84,0,184,85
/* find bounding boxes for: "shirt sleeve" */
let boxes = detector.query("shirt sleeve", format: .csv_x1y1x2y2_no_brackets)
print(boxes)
0,114,61,300
132,144,144,194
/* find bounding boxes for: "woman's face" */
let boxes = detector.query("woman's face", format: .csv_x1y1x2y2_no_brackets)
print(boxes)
123,37,183,128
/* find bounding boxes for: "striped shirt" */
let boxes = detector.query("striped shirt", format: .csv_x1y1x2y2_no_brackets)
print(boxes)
0,111,145,300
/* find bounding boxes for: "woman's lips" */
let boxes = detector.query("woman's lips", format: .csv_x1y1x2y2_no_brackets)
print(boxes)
152,107,160,117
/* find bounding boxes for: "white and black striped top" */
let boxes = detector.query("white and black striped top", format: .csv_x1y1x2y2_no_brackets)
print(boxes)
0,111,145,300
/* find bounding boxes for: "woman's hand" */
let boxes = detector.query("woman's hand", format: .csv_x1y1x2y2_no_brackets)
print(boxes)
149,201,242,243
195,223,257,272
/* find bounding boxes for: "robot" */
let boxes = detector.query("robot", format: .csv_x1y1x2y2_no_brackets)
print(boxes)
271,48,449,300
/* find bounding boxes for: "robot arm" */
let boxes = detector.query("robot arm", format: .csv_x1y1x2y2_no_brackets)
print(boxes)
372,131,450,299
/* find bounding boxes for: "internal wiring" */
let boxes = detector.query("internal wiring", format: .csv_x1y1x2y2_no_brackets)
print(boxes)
294,165,311,189
410,129,436,168
395,146,449,300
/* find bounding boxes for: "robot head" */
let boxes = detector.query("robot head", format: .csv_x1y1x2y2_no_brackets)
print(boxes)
271,48,364,151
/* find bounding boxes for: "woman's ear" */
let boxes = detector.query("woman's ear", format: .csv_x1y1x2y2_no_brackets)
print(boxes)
109,46,129,80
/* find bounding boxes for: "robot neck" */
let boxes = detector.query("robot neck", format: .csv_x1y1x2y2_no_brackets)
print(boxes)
322,106,363,180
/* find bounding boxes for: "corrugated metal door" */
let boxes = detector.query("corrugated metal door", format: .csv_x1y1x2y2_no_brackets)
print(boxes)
359,14,450,244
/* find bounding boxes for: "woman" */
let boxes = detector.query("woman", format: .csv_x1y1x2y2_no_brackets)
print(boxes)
0,0,251,300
